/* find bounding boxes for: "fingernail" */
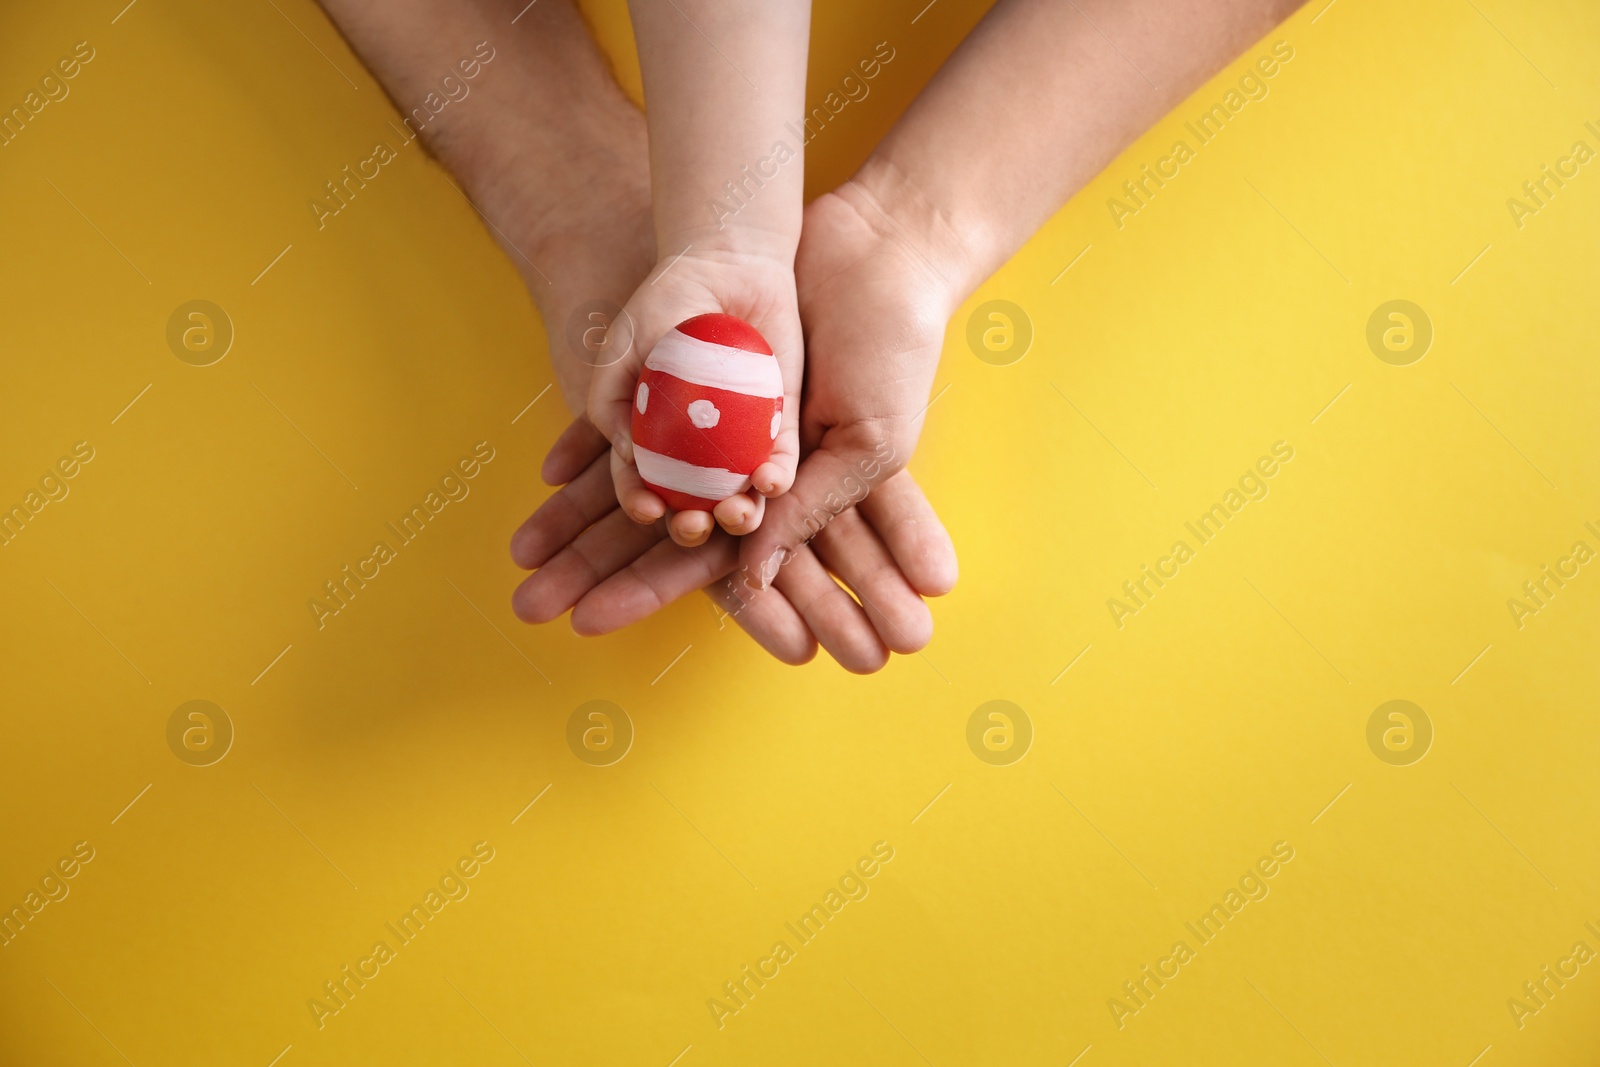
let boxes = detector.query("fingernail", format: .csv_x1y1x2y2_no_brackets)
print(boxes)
757,549,785,587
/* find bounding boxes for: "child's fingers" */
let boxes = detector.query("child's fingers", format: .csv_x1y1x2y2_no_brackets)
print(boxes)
610,448,666,525
668,510,715,548
584,296,653,459
713,492,764,536
509,452,615,571
541,418,609,486
749,357,802,498
748,457,794,500
587,367,639,465
812,505,934,655
857,471,959,598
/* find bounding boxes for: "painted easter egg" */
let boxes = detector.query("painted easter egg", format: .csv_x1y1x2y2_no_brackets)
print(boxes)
631,313,782,512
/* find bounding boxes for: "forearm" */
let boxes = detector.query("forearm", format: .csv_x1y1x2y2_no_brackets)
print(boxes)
858,0,1306,305
316,0,646,249
626,0,812,256
318,0,655,415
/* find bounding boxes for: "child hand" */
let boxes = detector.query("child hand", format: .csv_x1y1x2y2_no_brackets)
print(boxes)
587,241,803,549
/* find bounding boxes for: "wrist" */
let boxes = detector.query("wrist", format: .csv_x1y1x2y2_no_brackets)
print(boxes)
433,85,653,416
847,154,998,315
655,211,801,266
463,100,650,253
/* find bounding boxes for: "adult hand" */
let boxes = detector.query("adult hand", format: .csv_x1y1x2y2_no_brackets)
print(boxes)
511,170,966,669
735,172,967,599
511,416,952,672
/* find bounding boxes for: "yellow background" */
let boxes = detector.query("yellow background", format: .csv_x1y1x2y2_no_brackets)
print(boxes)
2,0,1598,1064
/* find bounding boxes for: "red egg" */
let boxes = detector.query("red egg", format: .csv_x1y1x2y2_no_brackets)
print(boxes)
631,313,783,512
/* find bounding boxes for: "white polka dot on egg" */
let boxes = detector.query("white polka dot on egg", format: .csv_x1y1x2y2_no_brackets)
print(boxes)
687,399,721,429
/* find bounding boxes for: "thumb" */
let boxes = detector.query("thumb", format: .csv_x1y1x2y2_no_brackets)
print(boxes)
585,304,644,462
734,426,907,592
586,289,691,463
